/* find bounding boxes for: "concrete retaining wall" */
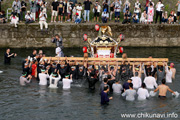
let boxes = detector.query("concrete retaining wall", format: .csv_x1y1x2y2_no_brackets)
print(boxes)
0,23,180,48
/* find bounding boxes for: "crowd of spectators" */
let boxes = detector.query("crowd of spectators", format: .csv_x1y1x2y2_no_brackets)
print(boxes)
0,0,180,28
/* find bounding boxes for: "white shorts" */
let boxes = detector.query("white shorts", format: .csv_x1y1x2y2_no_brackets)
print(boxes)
52,10,58,16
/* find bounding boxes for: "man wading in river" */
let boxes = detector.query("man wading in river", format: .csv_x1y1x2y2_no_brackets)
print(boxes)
4,48,17,64
154,79,176,99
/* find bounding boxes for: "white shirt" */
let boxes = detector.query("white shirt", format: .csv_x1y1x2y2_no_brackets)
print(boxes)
112,83,123,94
49,75,61,88
134,2,141,13
131,76,142,89
39,73,49,86
76,6,82,18
114,0,122,12
101,12,109,18
20,76,30,86
137,88,149,100
144,76,158,89
39,12,47,21
156,2,164,11
97,5,101,13
63,78,73,89
122,89,136,101
56,47,62,57
25,14,33,20
165,66,172,83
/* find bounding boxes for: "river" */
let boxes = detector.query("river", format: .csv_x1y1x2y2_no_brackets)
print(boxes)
0,47,179,120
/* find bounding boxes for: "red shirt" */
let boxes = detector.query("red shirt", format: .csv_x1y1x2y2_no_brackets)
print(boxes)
146,0,149,7
31,64,37,76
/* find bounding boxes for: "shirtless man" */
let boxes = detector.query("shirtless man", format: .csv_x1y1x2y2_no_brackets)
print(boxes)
170,63,176,80
154,79,175,99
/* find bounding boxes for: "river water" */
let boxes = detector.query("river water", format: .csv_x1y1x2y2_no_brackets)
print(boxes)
0,47,180,120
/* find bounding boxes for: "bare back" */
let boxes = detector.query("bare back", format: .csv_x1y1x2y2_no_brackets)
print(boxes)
158,84,169,96
170,68,176,79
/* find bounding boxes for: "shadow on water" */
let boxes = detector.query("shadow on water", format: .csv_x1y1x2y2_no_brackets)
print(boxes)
0,47,180,120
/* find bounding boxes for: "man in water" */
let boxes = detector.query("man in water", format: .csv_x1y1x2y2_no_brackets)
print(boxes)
112,80,123,94
39,69,49,86
99,78,109,94
131,69,142,89
101,85,113,105
170,63,176,80
62,75,73,90
4,48,17,64
123,78,132,90
156,62,165,84
49,72,61,88
154,79,176,99
137,83,149,100
144,72,158,89
122,83,136,101
20,72,32,86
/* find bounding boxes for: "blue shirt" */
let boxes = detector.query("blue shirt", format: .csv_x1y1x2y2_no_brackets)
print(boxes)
123,82,129,90
101,91,109,105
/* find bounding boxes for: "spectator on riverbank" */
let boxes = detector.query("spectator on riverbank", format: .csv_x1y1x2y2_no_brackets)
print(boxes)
176,0,180,23
36,0,42,20
12,0,21,21
109,1,114,21
145,0,149,13
93,0,101,22
0,0,2,12
101,8,109,23
67,2,72,22
132,13,139,23
162,11,168,24
122,9,131,24
113,0,122,23
123,0,130,15
72,6,76,22
58,0,64,23
147,2,154,24
20,1,27,21
25,11,34,24
83,0,92,23
39,9,48,31
40,0,47,13
170,10,177,24
75,12,82,23
140,10,147,24
64,0,71,22
0,11,6,23
10,12,19,27
103,0,110,13
134,0,141,18
168,15,174,24
75,3,82,23
155,0,164,24
51,0,59,23
30,0,37,21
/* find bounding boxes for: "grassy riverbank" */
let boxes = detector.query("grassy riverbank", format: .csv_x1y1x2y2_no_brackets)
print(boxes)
1,0,178,22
